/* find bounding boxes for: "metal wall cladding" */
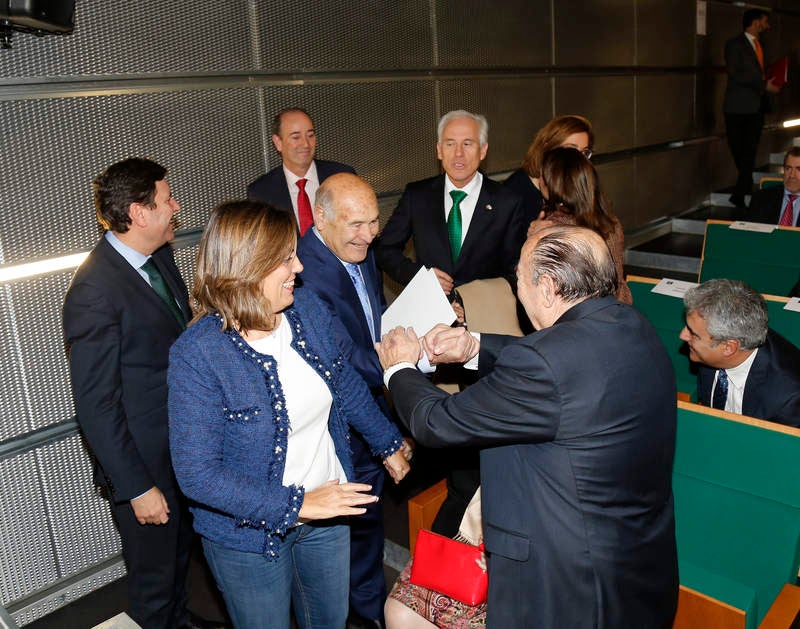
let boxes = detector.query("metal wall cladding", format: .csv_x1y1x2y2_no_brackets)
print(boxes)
37,436,121,576
253,0,433,71
555,76,635,153
637,75,696,145
438,77,553,174
435,0,551,67
173,243,199,306
636,145,709,223
554,0,635,66
0,287,31,442
0,0,253,79
0,452,58,605
636,0,697,66
7,271,75,435
1,88,263,264
255,81,438,194
595,159,636,228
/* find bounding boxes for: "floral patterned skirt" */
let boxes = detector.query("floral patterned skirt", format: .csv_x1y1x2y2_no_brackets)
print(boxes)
388,558,487,628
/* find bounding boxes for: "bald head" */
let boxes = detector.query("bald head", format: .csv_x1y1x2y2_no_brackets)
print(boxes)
314,173,380,263
517,225,617,328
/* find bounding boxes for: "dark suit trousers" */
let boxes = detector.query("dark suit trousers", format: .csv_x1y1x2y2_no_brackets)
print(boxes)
726,112,764,198
110,487,192,629
348,427,387,622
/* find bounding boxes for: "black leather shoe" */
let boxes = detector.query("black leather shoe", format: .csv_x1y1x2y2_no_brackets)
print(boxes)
179,611,230,629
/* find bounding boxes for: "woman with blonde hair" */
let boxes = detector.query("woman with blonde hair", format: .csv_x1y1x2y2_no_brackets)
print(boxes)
168,200,409,629
505,114,594,222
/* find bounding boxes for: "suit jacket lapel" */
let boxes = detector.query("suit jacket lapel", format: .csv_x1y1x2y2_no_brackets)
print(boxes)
431,176,455,274
277,170,293,215
99,239,185,333
742,344,769,417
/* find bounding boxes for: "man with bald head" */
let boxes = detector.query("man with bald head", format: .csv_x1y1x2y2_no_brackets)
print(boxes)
377,225,679,628
297,173,407,628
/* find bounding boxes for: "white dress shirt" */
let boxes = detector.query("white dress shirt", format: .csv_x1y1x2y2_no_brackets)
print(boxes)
443,171,483,244
712,349,759,415
283,161,320,224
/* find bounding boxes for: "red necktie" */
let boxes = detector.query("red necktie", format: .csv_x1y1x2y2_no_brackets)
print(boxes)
296,178,313,236
779,194,797,227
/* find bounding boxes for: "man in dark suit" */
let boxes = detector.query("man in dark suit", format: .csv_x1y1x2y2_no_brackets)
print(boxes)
374,110,526,536
376,224,679,628
723,8,781,208
749,147,800,226
374,109,526,296
63,159,213,629
247,107,355,235
297,173,410,629
680,278,800,427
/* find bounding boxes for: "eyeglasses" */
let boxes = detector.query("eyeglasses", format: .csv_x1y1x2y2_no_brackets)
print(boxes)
562,144,593,160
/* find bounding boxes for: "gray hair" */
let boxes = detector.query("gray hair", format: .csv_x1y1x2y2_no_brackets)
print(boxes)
315,178,336,221
683,279,768,349
437,110,489,146
529,226,617,301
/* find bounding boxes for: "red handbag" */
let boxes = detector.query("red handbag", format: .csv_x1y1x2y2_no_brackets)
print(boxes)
409,529,488,606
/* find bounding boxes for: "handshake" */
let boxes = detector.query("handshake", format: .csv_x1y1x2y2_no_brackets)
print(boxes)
374,324,480,371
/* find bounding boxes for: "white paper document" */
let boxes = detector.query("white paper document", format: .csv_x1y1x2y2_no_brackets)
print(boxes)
729,221,777,233
784,298,800,313
381,267,457,336
650,278,698,298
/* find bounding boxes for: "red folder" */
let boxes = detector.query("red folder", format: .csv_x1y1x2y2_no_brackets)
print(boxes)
768,57,789,88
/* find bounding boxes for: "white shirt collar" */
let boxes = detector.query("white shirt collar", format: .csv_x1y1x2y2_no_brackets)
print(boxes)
105,231,149,270
726,347,759,391
444,171,483,198
283,160,318,187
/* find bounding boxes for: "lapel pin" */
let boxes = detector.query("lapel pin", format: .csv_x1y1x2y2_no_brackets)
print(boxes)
485,204,493,211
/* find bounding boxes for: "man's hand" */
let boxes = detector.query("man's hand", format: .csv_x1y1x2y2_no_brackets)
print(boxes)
431,267,454,295
766,77,782,94
422,324,480,365
400,438,415,461
375,326,423,369
131,486,170,525
383,450,411,484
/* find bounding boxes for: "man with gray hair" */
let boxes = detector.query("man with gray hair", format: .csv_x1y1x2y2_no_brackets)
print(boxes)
297,173,411,628
680,278,800,426
374,109,526,535
375,109,526,297
378,224,679,628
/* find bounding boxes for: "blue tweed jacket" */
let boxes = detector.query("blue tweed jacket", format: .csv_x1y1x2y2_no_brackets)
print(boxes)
168,288,402,559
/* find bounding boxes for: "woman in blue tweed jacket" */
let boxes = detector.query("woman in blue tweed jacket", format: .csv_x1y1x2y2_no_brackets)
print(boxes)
168,201,409,629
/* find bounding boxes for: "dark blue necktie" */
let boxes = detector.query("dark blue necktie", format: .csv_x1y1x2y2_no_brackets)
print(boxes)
712,369,728,410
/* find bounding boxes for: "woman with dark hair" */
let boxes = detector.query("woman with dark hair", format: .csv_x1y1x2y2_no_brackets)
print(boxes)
533,146,632,304
168,200,409,629
504,114,594,221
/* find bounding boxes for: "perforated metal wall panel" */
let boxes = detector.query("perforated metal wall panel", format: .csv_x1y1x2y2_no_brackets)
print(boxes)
435,0,551,67
0,287,31,442
173,243,200,305
256,81,438,194
253,1,433,71
0,0,253,79
439,77,553,173
637,0,696,66
1,88,263,264
556,76,635,153
37,435,121,576
0,452,58,605
6,271,75,434
637,75,696,145
554,0,635,66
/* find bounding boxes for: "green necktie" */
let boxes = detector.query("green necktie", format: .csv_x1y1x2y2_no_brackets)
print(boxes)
448,190,467,264
141,258,186,329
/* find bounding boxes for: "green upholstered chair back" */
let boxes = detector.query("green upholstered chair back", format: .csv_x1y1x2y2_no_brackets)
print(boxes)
699,220,800,296
674,402,800,628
